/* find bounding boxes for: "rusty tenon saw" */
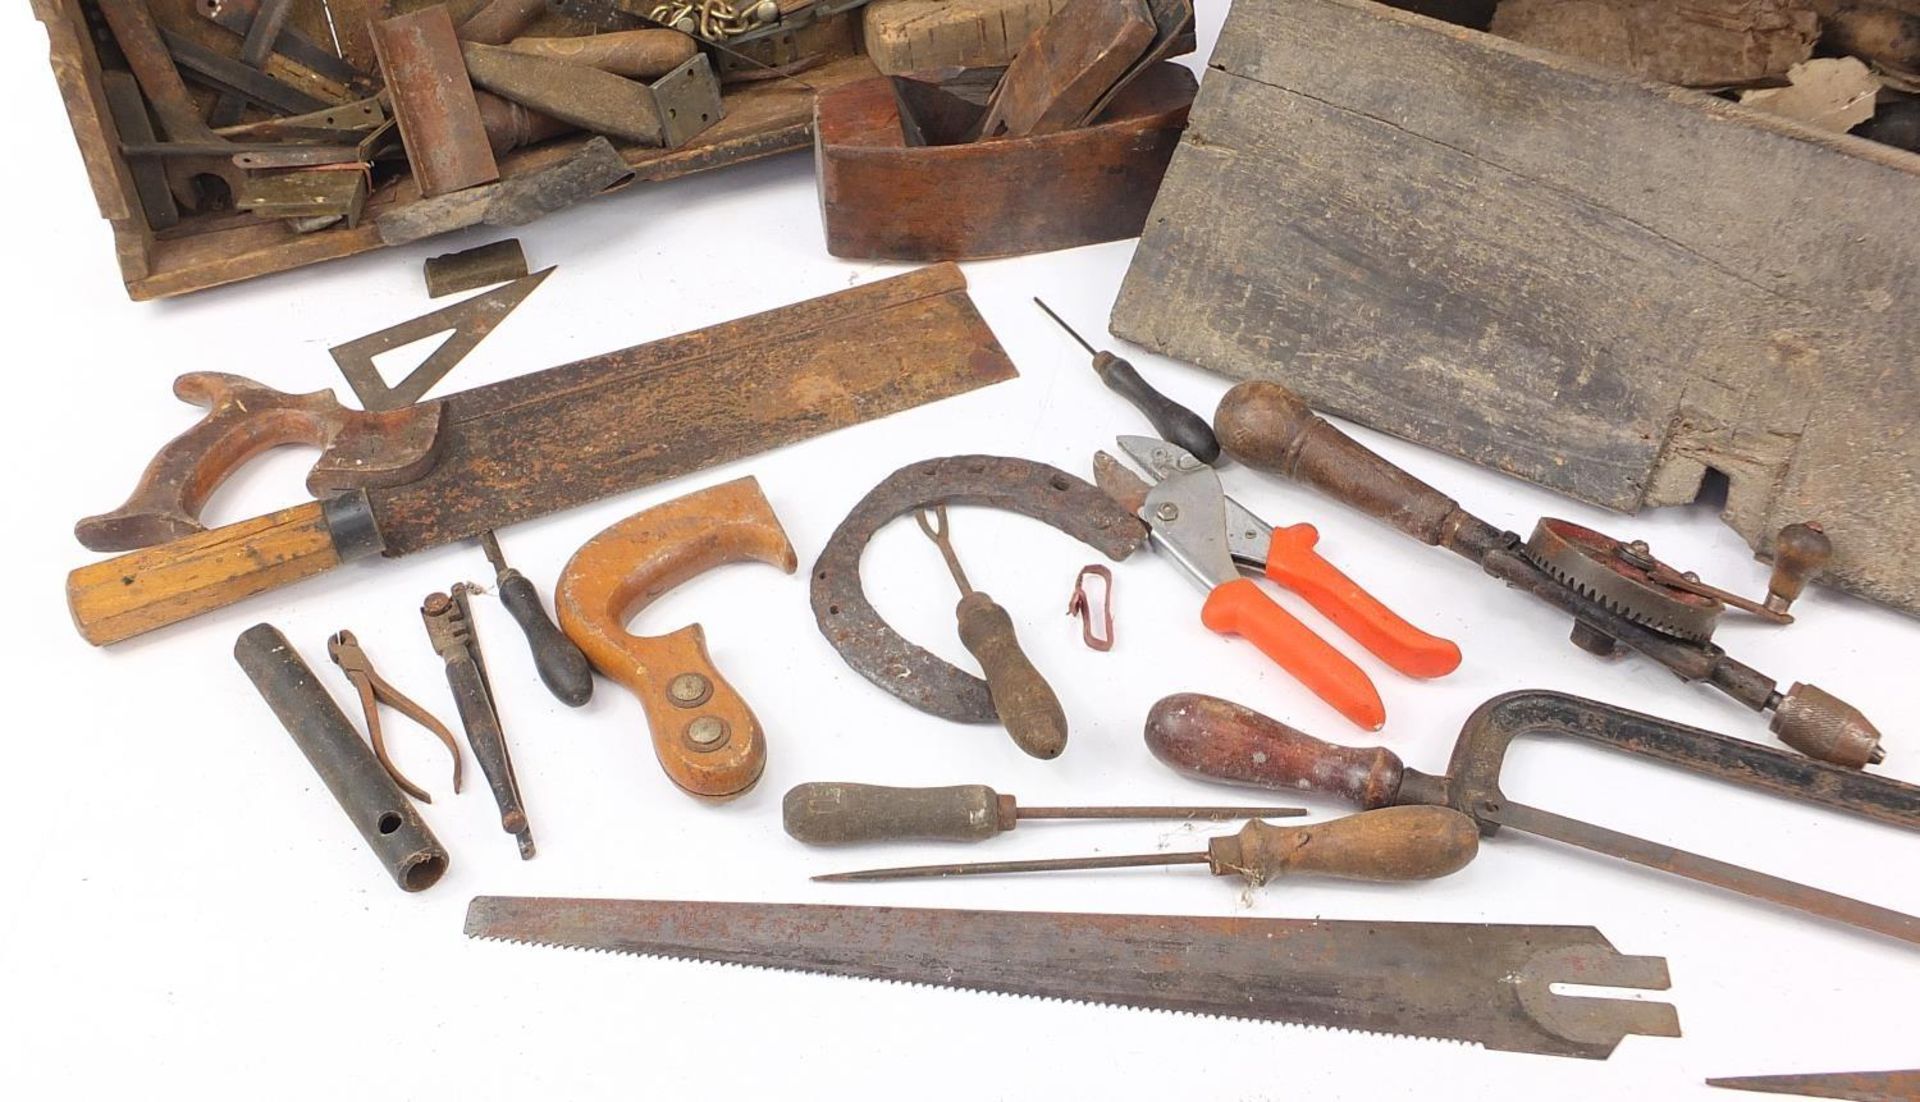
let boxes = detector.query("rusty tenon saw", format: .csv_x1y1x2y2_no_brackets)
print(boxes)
463,898,1681,1060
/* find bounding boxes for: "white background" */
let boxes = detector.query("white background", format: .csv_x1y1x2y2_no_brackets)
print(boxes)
5,4,1917,1099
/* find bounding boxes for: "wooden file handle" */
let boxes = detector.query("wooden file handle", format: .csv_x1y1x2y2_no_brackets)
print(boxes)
69,501,346,646
554,477,797,800
1144,692,1405,809
1207,806,1478,885
74,372,442,553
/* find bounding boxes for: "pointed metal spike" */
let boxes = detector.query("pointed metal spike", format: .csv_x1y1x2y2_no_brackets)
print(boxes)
1706,1069,1920,1101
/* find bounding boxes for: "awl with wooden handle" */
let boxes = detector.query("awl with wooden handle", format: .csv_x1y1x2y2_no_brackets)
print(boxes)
916,505,1068,759
815,805,1480,885
1035,298,1218,463
783,781,1305,844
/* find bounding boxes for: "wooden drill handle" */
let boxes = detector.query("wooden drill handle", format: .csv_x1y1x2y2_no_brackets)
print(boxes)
1214,380,1472,549
1208,806,1479,885
783,783,1010,844
554,477,796,800
74,372,441,553
69,501,345,646
956,592,1069,759
1143,692,1405,809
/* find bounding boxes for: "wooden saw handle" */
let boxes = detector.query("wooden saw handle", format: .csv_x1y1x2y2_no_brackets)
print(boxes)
74,372,442,552
554,477,797,800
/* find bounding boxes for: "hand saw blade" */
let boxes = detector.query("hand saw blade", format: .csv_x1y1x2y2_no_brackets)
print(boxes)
1707,1070,1920,1101
463,898,1681,1060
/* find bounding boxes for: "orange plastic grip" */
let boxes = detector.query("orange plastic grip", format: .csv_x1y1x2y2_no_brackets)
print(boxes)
1263,524,1462,679
1199,578,1386,730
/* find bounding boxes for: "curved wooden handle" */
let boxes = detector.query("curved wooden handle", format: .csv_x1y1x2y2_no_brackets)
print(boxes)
1199,578,1385,730
69,501,344,646
554,477,797,800
74,372,442,553
1262,524,1461,679
1208,806,1478,885
1144,692,1404,808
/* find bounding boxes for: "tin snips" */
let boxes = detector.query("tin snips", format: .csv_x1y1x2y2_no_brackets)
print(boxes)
1095,436,1460,729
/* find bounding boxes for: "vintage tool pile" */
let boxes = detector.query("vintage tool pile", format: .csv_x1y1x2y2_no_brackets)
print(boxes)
43,0,1920,1092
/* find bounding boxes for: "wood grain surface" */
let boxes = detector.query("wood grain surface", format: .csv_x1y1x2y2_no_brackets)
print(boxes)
1113,0,1920,615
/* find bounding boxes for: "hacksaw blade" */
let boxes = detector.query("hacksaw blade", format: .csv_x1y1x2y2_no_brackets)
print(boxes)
463,898,1681,1060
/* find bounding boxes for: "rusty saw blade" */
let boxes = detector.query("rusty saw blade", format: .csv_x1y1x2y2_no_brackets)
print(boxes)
1707,1070,1920,1101
463,898,1681,1060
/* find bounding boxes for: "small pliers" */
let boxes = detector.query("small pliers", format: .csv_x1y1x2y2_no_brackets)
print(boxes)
328,629,463,802
1095,436,1460,730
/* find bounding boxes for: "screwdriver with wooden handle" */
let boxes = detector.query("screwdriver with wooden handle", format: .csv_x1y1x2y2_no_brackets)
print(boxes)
1035,299,1220,464
814,805,1480,886
783,782,1307,845
917,506,1069,759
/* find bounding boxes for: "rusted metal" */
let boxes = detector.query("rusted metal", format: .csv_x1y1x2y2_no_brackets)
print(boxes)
73,373,444,553
195,0,372,91
375,136,634,245
234,624,450,892
369,7,501,197
464,897,1681,1059
1525,519,1726,641
95,0,249,212
329,269,553,412
327,629,462,803
1707,1069,1920,1100
236,168,369,226
810,456,1146,724
207,0,295,126
424,585,535,859
1066,564,1113,651
424,240,530,298
915,505,1068,759
1145,690,1920,944
70,266,1015,645
1214,379,1888,768
99,70,179,231
781,781,1304,844
158,28,333,117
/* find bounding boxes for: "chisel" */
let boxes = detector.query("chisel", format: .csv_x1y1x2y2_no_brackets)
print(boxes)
814,805,1479,885
782,781,1305,844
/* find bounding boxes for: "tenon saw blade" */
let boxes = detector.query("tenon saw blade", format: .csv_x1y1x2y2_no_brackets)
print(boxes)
464,898,1680,1060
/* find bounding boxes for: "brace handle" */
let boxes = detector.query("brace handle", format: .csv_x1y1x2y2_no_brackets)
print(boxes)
1145,692,1404,809
554,477,796,800
1262,524,1461,679
1200,579,1385,730
74,372,442,552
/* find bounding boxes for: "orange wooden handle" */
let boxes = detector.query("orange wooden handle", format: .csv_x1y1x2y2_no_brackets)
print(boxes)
1262,524,1461,679
68,501,344,646
554,477,797,800
1199,578,1385,730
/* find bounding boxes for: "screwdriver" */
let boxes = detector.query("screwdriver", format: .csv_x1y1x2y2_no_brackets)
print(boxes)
478,531,595,707
1035,298,1220,464
814,805,1480,886
783,782,1307,845
917,506,1069,759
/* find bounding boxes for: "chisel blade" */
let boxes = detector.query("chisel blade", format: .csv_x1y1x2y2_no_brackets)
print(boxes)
464,898,1680,1060
1707,1070,1920,1101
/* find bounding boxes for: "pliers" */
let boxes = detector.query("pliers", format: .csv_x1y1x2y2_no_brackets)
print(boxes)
328,629,463,803
1095,436,1460,729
